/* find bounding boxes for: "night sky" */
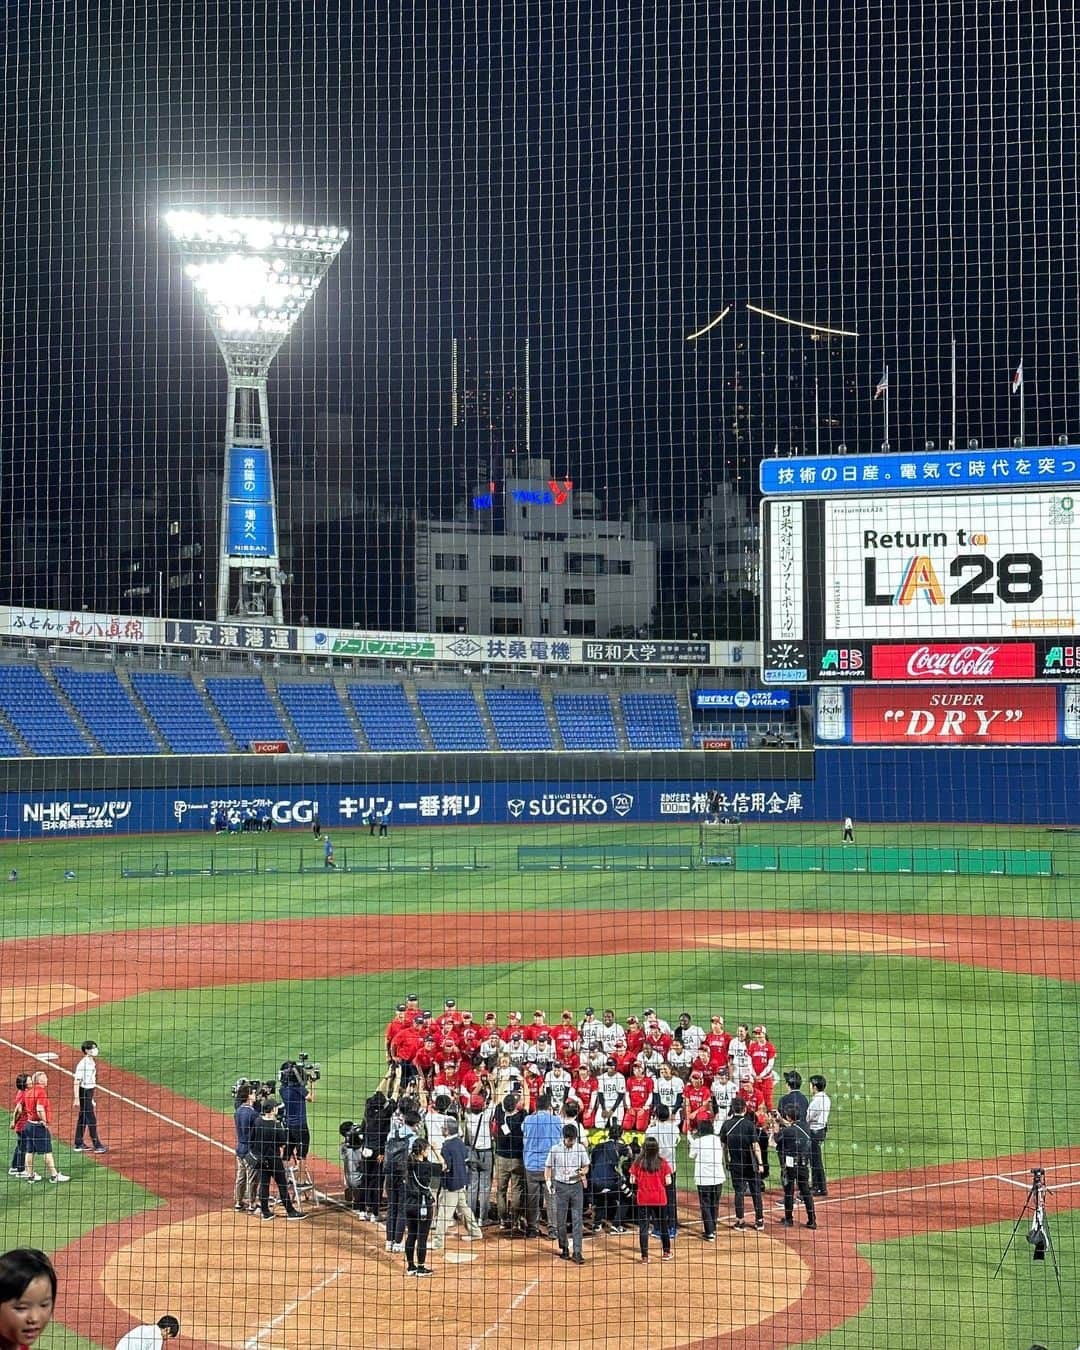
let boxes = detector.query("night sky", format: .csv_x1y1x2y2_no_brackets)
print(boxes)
1,0,1077,621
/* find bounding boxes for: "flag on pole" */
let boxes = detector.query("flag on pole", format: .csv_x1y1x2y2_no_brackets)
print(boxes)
1011,360,1023,395
873,367,889,399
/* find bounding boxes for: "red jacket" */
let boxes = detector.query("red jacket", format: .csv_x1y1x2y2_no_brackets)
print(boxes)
630,1158,672,1207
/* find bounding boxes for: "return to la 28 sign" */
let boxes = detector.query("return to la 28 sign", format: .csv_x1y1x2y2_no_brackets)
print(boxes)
761,490,1080,683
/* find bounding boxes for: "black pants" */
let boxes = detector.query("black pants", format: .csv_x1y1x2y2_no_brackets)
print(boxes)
637,1204,670,1256
359,1157,383,1214
810,1129,828,1193
74,1087,102,1148
731,1169,764,1221
257,1157,294,1215
592,1186,622,1227
783,1165,816,1221
385,1177,407,1243
697,1184,723,1237
404,1211,433,1267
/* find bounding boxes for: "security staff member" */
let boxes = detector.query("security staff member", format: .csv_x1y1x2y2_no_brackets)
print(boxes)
775,1105,817,1229
807,1074,832,1196
719,1099,764,1230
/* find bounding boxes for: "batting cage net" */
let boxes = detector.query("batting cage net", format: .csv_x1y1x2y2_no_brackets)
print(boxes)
0,2,1078,1348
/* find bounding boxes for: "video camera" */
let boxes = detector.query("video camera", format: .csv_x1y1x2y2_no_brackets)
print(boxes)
280,1053,322,1087
233,1076,277,1101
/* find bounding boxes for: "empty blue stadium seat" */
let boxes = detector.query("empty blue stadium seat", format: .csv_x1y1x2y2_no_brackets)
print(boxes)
53,667,159,754
347,684,425,751
693,725,751,750
416,688,490,751
485,689,555,750
0,667,94,756
277,682,360,752
130,672,230,753
620,693,685,749
552,693,619,750
205,678,289,747
0,725,22,757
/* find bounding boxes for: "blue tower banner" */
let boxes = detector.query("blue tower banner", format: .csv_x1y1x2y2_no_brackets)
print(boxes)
228,448,272,502
226,502,275,557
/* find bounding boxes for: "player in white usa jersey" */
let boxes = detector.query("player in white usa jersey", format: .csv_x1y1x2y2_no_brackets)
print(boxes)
651,1063,685,1128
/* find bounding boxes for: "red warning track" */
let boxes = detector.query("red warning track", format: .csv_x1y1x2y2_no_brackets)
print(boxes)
0,907,1076,1349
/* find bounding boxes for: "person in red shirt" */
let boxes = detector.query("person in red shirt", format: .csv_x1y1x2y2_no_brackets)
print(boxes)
412,1035,441,1084
500,1012,524,1042
434,999,463,1039
690,1047,715,1085
643,1019,673,1060
19,1073,67,1184
521,1064,545,1109
568,1068,598,1130
623,1016,646,1058
457,1012,483,1063
389,1021,424,1087
525,1010,550,1043
433,1059,478,1106
748,1026,778,1111
629,1136,673,1261
555,1041,581,1074
704,1015,730,1066
683,1071,712,1129
610,1040,636,1079
738,1074,763,1111
551,1012,579,1059
384,1005,410,1054
481,1011,500,1037
403,994,422,1024
623,1062,655,1135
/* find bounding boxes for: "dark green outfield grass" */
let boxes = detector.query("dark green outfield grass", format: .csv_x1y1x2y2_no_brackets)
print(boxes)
40,951,1080,1185
1,821,1078,938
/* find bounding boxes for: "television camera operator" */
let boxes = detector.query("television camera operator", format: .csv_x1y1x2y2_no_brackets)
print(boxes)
279,1055,320,1194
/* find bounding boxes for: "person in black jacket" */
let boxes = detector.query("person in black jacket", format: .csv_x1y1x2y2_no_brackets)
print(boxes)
358,1088,394,1220
719,1099,764,1230
588,1120,631,1233
774,1104,817,1229
402,1137,445,1276
776,1070,809,1124
248,1098,304,1221
491,1093,527,1234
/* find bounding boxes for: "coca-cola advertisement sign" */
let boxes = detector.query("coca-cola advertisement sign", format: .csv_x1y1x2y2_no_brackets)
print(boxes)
871,642,1036,681
851,685,1058,744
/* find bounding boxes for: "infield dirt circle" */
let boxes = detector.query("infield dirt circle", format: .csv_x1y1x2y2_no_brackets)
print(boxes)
101,1208,812,1349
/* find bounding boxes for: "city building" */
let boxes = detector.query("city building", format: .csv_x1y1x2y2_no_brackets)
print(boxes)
416,456,655,637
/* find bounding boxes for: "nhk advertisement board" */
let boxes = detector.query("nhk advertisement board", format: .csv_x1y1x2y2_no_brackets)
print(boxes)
762,490,1080,682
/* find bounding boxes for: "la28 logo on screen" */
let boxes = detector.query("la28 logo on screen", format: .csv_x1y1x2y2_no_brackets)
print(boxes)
861,529,1043,606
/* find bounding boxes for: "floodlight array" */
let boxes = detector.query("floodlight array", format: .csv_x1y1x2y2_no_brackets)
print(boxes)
164,210,347,253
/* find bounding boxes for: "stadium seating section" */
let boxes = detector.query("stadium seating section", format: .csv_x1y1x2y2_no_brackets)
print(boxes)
0,663,803,757
485,688,555,750
620,693,684,749
347,683,425,751
416,688,490,751
130,672,230,753
553,692,621,750
277,682,360,753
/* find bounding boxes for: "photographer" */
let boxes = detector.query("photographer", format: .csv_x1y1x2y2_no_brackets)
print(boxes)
340,1121,365,1213
232,1084,259,1214
356,1083,395,1220
248,1097,304,1221
279,1062,314,1193
775,1104,817,1229
463,1091,495,1223
430,1119,483,1249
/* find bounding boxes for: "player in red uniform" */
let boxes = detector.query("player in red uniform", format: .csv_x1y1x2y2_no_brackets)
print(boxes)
643,1018,673,1060
683,1070,713,1128
623,1016,646,1058
611,1039,636,1079
689,1047,715,1085
412,1035,441,1084
384,1004,411,1055
552,1011,580,1060
623,1062,655,1135
748,1026,777,1111
404,994,422,1024
568,1067,599,1129
703,1015,730,1067
456,1012,483,1063
501,1011,524,1042
525,1010,550,1043
433,1058,479,1105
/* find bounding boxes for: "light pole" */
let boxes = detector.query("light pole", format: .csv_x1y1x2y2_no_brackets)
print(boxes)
163,210,348,623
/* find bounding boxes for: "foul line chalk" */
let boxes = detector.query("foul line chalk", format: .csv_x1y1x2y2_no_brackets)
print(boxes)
466,1278,540,1350
243,1267,347,1349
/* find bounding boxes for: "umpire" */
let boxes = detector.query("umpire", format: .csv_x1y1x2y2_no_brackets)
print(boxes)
775,1105,817,1229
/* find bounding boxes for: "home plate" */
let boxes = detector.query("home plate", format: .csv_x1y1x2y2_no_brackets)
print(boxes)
443,1251,479,1264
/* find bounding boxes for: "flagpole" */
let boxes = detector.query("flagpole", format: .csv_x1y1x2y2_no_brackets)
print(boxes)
950,337,958,449
884,367,890,448
1020,362,1026,446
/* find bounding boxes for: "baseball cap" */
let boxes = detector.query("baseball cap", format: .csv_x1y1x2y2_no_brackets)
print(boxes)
406,993,419,1001
533,1009,545,1018
508,1011,522,1020
753,1025,766,1035
605,1058,617,1068
415,1015,428,1025
690,1069,703,1078
583,1006,595,1016
643,1008,656,1016
511,1031,522,1040
395,1003,406,1012
469,1093,486,1109
561,1009,573,1019
484,1011,497,1021
626,1015,639,1024
462,1010,473,1019
261,1096,281,1111
445,999,457,1009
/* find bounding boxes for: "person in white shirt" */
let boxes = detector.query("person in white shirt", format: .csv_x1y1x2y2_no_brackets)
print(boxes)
667,1041,694,1075
842,816,855,843
651,1064,685,1128
675,1013,706,1057
591,1064,626,1130
597,1011,624,1054
806,1075,832,1196
688,1117,726,1239
544,1064,573,1114
544,1123,591,1262
114,1314,180,1348
711,1066,737,1121
645,1106,681,1238
73,1040,107,1153
578,1008,603,1053
728,1025,752,1083
642,1008,673,1037
462,1093,496,1222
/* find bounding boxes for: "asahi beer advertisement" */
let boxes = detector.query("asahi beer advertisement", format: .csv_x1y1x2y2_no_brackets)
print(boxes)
815,684,1080,745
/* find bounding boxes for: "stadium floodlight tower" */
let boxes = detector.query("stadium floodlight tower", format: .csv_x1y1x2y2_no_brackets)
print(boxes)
163,210,348,623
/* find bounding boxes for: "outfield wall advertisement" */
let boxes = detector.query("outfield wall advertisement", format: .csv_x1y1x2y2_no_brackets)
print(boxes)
815,685,1080,745
4,748,1077,837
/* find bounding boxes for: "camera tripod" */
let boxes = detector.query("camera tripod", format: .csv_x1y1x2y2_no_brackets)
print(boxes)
993,1168,1060,1289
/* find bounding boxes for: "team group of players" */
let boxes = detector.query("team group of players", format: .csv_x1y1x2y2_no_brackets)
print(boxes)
384,996,783,1137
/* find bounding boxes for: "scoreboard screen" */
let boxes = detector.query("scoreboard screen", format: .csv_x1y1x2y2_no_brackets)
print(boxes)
761,490,1080,683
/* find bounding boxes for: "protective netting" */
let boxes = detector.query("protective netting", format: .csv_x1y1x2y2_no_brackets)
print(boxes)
0,2,1077,1348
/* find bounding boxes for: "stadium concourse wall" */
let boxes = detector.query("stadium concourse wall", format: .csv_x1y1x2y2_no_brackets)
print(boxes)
0,747,1075,839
